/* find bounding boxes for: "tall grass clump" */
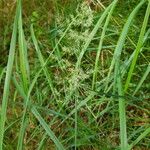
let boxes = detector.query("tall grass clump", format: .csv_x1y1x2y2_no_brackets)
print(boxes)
0,0,150,149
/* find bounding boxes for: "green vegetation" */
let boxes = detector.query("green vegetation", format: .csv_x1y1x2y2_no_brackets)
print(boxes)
0,0,150,149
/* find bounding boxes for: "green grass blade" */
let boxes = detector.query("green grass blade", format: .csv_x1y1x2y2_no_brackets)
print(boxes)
124,0,150,92
92,0,118,90
17,118,28,150
12,76,27,100
0,68,6,85
18,0,29,93
30,24,57,98
133,63,150,95
31,107,65,150
128,126,150,150
100,27,149,93
53,21,65,71
0,2,19,149
117,68,128,150
61,92,96,124
104,0,146,91
17,0,31,148
17,67,42,150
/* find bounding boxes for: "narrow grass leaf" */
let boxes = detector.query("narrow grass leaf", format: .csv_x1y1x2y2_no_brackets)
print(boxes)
117,68,128,150
124,0,150,92
17,0,31,148
17,65,43,149
18,0,29,92
61,92,97,124
17,118,28,150
31,24,57,98
92,0,118,90
104,0,146,91
128,126,150,150
0,68,6,85
31,107,65,150
133,63,150,95
0,1,19,149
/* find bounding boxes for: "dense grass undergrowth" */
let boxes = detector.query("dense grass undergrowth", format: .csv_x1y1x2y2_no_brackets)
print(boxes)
0,0,150,149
